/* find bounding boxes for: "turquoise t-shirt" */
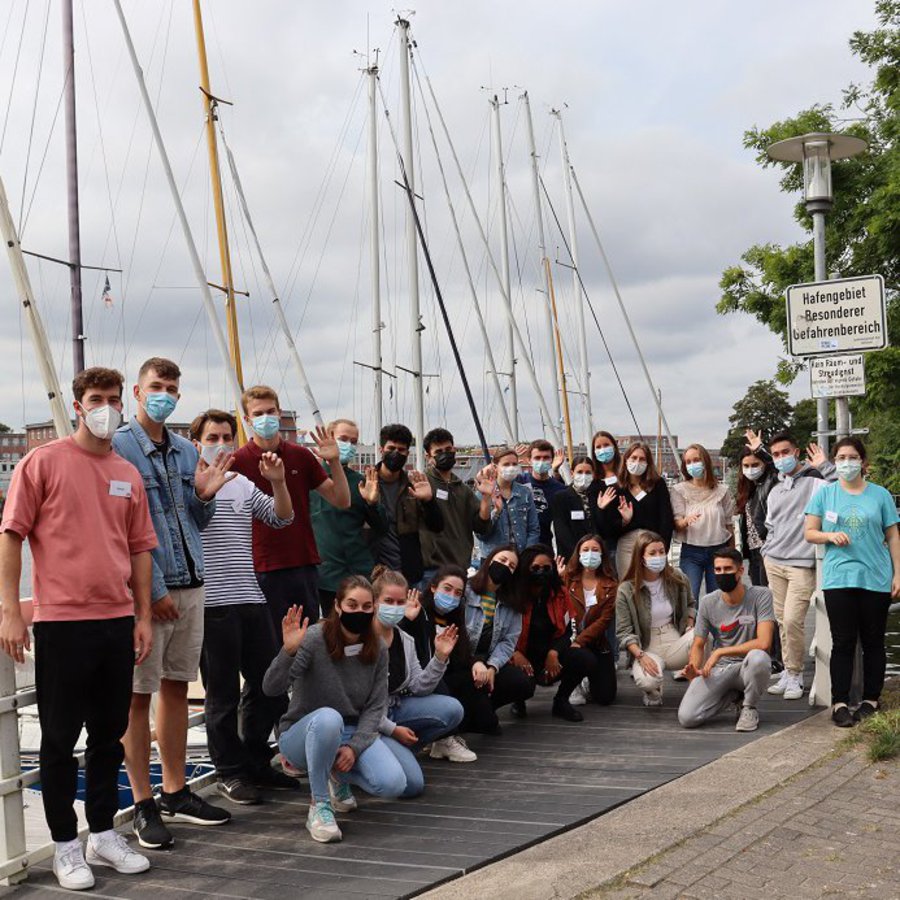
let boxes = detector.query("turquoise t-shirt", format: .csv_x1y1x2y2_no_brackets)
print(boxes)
805,481,899,592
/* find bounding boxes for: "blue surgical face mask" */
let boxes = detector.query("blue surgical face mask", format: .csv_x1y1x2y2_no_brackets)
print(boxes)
835,459,863,481
376,604,407,628
143,392,178,423
532,460,552,476
595,446,615,464
774,455,798,475
337,440,357,465
433,591,460,614
579,549,602,570
686,461,705,479
200,443,233,466
251,414,280,439
644,555,667,573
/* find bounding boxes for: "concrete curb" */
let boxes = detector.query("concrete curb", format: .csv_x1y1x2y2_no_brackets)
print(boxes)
417,707,841,900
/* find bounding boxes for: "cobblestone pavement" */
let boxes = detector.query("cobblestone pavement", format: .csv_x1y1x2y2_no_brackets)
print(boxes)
590,749,900,900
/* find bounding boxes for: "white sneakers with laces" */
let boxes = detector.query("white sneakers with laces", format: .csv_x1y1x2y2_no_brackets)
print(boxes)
735,706,760,732
86,830,151,874
328,777,358,813
767,669,789,695
569,679,590,706
307,801,342,843
53,841,94,891
429,735,477,762
768,670,804,699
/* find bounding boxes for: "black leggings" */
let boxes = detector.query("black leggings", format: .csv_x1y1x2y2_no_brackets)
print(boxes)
525,643,616,705
824,588,891,705
443,664,535,733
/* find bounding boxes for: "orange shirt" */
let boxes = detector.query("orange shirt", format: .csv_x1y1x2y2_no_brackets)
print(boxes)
0,437,157,622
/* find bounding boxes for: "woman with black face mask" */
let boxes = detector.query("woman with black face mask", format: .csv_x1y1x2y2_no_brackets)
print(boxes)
506,544,597,722
263,575,408,844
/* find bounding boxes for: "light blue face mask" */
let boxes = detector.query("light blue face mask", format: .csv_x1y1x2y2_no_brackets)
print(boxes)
774,455,798,475
143,392,178,423
644,555,667,573
686,461,705,479
433,591,460,614
835,459,862,481
337,440,357,465
595,446,615,464
579,549,602,570
376,604,407,628
532,459,552,476
251,414,280,439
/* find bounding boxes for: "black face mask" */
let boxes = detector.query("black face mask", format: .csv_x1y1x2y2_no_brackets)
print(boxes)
339,609,374,635
433,450,456,472
528,566,552,583
715,573,739,593
381,450,407,473
488,561,513,586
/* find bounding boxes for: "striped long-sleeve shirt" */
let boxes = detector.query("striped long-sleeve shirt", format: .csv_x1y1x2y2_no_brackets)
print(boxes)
201,473,293,607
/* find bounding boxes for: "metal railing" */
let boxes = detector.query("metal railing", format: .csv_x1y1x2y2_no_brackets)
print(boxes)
0,653,212,885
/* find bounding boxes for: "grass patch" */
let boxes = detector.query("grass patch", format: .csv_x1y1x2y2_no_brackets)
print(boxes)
858,708,900,761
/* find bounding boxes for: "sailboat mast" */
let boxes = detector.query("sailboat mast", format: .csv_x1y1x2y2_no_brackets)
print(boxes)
490,93,518,439
192,0,246,440
553,108,593,450
544,258,573,464
62,0,84,373
522,91,562,434
367,63,383,442
397,18,424,467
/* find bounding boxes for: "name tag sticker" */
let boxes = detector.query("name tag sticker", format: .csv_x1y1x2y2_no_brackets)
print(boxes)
585,594,598,608
633,490,647,502
604,476,618,486
109,480,132,498
344,643,363,657
436,488,449,501
824,510,838,524
571,510,585,520
738,615,755,625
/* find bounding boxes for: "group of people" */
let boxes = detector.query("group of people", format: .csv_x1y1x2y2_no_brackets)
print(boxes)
0,359,897,889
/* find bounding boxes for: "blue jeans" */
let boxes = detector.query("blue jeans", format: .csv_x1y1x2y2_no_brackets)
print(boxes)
679,543,718,601
382,694,464,797
277,708,407,803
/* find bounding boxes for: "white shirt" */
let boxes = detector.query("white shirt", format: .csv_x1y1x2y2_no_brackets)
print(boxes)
647,578,673,628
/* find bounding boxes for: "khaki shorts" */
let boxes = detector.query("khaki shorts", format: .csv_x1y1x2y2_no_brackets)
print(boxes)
133,587,205,694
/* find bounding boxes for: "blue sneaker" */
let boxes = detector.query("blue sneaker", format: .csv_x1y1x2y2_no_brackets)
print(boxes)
328,777,358,812
306,801,342,843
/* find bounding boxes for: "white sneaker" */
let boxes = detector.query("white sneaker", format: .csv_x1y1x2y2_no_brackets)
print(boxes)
671,668,688,682
429,735,477,763
53,840,95,891
328,777,358,813
767,670,789,695
569,679,589,706
306,801,342,843
86,830,150,875
783,673,804,700
735,706,759,732
642,691,663,707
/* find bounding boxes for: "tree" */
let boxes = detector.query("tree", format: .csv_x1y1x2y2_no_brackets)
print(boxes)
721,380,792,462
716,1,900,491
0,423,10,434
789,398,818,452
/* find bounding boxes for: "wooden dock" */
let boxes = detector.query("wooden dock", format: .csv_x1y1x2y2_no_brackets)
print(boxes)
3,672,816,899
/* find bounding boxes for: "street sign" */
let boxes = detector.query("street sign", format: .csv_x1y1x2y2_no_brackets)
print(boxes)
810,354,865,399
786,274,887,357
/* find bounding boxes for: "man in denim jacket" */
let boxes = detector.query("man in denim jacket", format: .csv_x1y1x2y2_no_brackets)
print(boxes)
113,357,233,850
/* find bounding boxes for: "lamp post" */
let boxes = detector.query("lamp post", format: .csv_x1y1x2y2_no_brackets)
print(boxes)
767,131,867,449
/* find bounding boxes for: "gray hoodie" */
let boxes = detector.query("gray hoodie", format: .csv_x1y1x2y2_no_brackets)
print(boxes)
762,464,825,567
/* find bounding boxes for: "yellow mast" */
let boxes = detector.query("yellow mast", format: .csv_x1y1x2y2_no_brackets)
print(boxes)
544,257,574,465
192,0,246,444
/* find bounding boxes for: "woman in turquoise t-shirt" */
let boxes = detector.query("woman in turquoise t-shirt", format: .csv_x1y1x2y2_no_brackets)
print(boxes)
805,437,900,728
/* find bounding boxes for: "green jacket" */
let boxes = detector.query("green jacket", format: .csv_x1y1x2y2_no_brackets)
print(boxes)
615,572,696,652
310,464,388,591
420,469,492,570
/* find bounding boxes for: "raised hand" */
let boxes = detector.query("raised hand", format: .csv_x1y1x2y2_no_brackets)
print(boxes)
474,467,496,497
434,624,458,661
282,605,309,656
358,465,380,505
744,428,762,451
597,486,617,509
806,442,827,469
195,450,235,499
514,443,530,465
405,588,422,621
555,555,568,580
407,470,433,502
259,451,285,484
552,448,565,470
618,495,634,525
310,424,339,463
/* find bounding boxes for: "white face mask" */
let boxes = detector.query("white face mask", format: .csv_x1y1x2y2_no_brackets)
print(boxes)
82,404,122,440
499,464,521,483
742,466,764,482
573,472,594,491
627,459,648,477
201,443,233,465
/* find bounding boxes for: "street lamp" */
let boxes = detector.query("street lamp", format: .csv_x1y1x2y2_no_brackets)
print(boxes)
767,131,867,450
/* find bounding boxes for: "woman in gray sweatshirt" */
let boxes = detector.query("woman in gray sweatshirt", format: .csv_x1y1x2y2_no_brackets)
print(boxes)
262,575,406,844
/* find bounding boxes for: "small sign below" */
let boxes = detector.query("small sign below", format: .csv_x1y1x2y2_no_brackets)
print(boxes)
786,274,886,357
810,354,866,399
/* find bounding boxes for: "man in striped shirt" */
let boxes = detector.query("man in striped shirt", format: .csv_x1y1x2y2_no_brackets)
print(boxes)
191,410,298,805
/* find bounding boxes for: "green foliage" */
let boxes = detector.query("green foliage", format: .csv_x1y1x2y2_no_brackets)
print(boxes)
717,1,900,491
721,380,792,462
0,422,10,434
789,398,818,451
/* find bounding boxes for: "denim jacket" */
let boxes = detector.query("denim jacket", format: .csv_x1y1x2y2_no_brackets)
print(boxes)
475,481,540,562
112,420,215,602
464,585,522,671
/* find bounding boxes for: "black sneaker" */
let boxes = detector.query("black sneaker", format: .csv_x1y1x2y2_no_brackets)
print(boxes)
832,705,855,728
216,777,261,805
856,701,878,721
159,787,232,825
133,798,174,849
552,698,584,723
510,700,528,719
253,766,301,791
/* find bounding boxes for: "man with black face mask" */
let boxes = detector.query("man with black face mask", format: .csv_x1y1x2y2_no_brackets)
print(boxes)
373,424,443,585
419,428,494,582
678,549,776,734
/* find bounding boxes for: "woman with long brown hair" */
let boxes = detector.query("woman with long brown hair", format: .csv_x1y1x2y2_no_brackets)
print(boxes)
616,531,695,706
670,443,735,601
736,441,777,587
263,575,407,844
591,429,621,487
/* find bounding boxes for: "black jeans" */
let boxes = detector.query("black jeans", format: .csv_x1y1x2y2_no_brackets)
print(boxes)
443,664,535,733
34,617,134,841
824,588,892,705
200,603,281,779
257,565,320,629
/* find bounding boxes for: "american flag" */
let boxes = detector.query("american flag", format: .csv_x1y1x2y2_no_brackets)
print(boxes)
102,275,113,308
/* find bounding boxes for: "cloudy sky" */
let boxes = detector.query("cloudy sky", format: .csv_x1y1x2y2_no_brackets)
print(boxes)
0,0,878,453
